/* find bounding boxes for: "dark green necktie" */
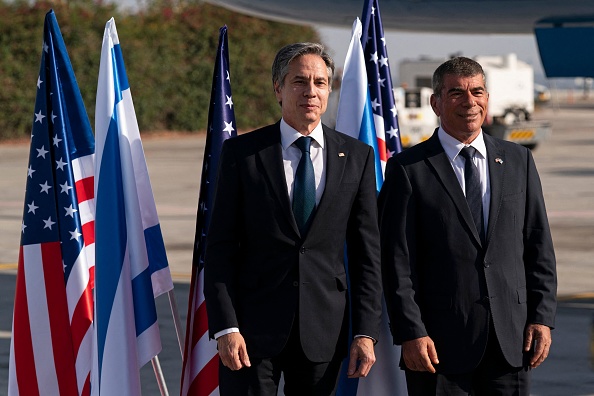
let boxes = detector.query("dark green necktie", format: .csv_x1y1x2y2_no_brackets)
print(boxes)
292,136,316,235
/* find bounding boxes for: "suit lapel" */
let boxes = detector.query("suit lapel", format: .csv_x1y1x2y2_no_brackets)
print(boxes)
256,123,300,235
308,127,347,233
484,134,505,244
425,132,483,245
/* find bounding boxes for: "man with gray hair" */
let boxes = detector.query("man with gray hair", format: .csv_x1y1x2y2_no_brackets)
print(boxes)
205,42,383,395
379,56,557,395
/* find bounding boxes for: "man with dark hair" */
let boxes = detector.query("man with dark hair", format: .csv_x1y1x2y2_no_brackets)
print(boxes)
204,42,383,395
379,56,557,395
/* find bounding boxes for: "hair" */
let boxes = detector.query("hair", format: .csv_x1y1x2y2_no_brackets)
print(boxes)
272,42,335,90
432,57,486,97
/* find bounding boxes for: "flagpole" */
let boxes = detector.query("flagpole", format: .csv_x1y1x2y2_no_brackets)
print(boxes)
151,355,170,396
167,289,185,357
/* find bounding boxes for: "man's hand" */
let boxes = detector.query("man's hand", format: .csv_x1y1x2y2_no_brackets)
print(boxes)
347,337,376,378
217,332,251,370
402,336,439,373
524,324,552,368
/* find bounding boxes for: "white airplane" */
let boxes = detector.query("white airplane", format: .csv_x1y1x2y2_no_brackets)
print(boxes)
205,0,594,77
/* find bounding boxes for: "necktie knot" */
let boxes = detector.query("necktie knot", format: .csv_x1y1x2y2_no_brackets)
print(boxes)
459,146,476,162
295,136,312,154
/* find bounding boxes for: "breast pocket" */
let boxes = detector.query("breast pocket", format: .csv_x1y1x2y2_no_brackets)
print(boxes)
502,190,525,201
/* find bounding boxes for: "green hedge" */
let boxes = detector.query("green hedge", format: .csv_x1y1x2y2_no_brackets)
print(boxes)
0,0,320,140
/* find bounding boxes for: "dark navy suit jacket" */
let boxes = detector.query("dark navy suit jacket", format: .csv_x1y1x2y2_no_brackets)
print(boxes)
379,130,557,374
205,121,383,362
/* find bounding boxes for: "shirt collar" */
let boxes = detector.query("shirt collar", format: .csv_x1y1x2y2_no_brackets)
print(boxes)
437,126,487,162
280,118,325,150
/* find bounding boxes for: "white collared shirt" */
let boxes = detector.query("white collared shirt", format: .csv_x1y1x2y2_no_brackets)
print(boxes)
213,121,374,342
280,118,327,206
438,127,491,230
213,120,328,341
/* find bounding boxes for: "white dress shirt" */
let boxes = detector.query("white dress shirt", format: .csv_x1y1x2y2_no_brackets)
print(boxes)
214,119,328,341
438,127,491,230
280,119,373,343
280,118,327,206
214,120,373,342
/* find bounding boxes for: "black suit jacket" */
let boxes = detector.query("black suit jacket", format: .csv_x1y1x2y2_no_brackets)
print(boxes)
204,122,382,362
378,130,557,374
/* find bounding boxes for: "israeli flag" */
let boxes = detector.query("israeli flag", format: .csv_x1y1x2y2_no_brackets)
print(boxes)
92,18,173,395
336,18,383,191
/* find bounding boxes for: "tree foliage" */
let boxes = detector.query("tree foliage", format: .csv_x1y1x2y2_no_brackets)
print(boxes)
0,0,320,139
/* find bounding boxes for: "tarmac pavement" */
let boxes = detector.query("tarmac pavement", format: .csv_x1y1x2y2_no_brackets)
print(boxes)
1,97,593,395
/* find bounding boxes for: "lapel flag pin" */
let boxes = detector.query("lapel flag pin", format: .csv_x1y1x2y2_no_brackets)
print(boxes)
495,158,503,164
338,152,345,157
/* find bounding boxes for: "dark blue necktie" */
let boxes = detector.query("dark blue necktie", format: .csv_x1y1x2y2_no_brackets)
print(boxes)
459,146,484,242
293,136,316,235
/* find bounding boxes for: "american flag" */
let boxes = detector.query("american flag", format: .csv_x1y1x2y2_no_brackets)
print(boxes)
356,1,407,394
334,17,383,396
335,16,383,190
181,25,237,396
9,10,95,396
361,0,402,171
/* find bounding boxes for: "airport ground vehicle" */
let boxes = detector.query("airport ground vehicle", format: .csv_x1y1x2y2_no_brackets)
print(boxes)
393,87,437,148
396,54,552,149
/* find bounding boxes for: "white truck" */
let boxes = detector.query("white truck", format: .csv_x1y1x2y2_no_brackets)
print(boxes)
393,86,437,148
396,54,551,149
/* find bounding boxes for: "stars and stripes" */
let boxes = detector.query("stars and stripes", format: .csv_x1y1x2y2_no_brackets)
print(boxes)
9,10,95,396
335,17,383,191
335,17,390,396
361,0,402,171
181,25,237,396
335,1,406,395
355,1,407,395
93,17,173,396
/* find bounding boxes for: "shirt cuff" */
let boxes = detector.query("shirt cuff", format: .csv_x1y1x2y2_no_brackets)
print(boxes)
354,334,377,344
214,327,239,340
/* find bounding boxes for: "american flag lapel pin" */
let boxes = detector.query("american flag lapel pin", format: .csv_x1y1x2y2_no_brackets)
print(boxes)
495,158,503,164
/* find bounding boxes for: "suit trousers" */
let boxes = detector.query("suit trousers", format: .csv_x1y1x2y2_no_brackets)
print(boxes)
404,322,531,396
218,319,343,396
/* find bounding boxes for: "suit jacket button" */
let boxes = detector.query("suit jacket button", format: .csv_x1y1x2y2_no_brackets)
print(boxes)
300,247,306,254
293,281,299,287
483,260,490,268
